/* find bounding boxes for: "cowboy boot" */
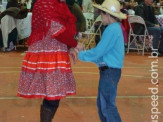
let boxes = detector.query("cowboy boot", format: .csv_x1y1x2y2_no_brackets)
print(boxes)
40,105,58,122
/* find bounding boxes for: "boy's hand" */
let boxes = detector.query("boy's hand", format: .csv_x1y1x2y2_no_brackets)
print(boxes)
76,42,85,51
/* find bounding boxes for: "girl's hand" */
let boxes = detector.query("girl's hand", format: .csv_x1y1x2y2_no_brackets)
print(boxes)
69,48,78,64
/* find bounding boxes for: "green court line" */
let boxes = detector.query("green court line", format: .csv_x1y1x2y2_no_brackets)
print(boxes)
0,95,163,100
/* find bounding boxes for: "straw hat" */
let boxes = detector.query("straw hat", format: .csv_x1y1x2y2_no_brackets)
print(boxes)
93,0,127,19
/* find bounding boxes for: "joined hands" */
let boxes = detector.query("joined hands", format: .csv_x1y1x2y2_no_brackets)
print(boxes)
69,42,85,64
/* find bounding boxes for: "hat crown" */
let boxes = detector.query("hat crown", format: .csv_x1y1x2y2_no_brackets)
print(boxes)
101,0,120,14
93,0,126,19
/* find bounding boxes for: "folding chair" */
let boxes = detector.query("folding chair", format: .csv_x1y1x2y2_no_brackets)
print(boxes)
81,15,102,49
83,12,94,30
127,15,152,55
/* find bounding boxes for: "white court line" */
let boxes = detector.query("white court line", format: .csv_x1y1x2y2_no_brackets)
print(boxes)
0,66,163,69
73,66,163,69
73,72,163,79
0,67,21,69
0,71,21,73
0,96,163,100
68,96,163,99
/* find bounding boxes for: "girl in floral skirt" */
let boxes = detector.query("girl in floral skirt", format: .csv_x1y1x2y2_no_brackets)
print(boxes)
17,0,83,121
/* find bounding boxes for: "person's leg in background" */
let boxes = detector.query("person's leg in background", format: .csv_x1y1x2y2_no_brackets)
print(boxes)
159,27,163,54
147,27,161,50
40,99,60,122
9,28,18,46
7,28,18,51
97,68,122,122
148,26,163,56
0,29,4,50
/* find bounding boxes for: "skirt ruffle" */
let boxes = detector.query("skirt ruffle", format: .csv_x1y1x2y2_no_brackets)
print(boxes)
18,37,76,100
18,69,76,100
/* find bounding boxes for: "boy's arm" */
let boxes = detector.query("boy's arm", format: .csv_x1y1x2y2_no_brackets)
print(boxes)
78,28,117,62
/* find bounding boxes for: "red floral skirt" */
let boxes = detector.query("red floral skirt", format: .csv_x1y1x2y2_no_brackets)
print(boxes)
17,37,76,100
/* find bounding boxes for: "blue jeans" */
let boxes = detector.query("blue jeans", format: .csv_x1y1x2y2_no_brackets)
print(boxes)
147,27,163,51
97,68,122,122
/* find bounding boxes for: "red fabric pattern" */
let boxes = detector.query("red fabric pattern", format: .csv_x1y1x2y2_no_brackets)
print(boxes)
28,0,77,47
18,36,76,100
22,52,72,73
121,15,129,43
121,24,127,43
55,28,77,48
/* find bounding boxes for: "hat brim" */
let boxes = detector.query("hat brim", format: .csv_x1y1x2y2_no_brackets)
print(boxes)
93,4,127,19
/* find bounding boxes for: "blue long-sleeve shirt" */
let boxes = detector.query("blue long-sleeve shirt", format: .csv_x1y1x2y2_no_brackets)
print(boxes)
78,22,125,69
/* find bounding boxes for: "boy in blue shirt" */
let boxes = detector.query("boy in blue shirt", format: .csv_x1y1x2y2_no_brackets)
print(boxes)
77,0,127,121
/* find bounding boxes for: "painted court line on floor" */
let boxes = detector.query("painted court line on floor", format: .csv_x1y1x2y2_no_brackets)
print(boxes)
0,67,21,69
0,66,163,69
0,96,163,100
73,72,163,79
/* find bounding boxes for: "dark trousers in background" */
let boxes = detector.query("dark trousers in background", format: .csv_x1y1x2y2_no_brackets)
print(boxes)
0,28,18,48
8,28,18,48
147,26,163,52
0,30,3,48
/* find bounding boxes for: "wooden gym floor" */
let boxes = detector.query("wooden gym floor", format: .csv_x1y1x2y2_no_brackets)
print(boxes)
0,47,163,122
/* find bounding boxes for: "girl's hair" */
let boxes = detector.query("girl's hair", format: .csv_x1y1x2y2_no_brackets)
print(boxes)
66,0,75,6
